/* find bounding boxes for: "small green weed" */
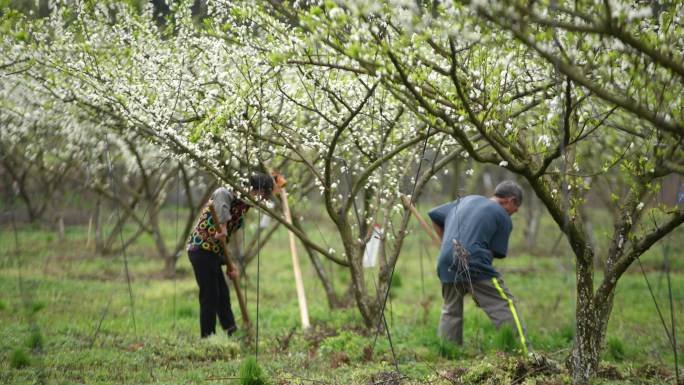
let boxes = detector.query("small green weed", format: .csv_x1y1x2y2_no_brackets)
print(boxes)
391,272,402,288
177,306,195,318
30,301,46,314
493,324,517,353
10,348,31,368
239,356,267,385
27,329,44,350
438,339,463,360
462,361,494,384
319,330,368,361
607,336,626,362
559,323,575,343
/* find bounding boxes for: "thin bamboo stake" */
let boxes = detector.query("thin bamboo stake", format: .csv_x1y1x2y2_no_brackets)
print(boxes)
400,195,441,248
280,187,310,329
86,216,93,247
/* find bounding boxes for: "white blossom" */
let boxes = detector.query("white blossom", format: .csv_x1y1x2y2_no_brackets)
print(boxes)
537,135,552,148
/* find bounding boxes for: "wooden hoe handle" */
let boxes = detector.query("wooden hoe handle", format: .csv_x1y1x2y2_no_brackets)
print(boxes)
209,204,251,330
400,195,442,248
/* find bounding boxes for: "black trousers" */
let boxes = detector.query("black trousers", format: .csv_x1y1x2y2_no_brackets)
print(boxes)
188,249,236,337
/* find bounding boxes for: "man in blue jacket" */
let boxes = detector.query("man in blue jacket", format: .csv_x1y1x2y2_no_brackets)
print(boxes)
428,180,528,353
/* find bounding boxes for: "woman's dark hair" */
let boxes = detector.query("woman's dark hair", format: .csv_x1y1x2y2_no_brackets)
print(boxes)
249,172,274,198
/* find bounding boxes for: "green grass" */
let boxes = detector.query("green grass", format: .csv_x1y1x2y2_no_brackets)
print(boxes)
0,206,682,384
239,356,267,385
606,336,626,362
9,347,31,369
493,324,517,353
26,329,43,350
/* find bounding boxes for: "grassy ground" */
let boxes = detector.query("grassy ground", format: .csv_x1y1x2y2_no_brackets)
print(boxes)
0,205,682,385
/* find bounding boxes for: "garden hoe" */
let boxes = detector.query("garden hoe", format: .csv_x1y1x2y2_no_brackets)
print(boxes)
400,194,441,248
208,204,252,332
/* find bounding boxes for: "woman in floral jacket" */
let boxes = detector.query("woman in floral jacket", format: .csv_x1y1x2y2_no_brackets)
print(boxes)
187,173,278,338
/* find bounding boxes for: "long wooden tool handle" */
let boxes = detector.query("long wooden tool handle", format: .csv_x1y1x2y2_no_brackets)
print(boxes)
401,195,442,248
228,266,251,329
210,203,251,329
221,238,251,329
280,188,311,329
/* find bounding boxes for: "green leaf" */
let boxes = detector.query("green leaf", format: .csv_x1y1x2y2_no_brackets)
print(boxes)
14,30,28,42
268,51,287,65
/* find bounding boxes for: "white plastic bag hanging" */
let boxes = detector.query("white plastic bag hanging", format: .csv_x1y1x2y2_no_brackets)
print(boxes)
363,224,382,268
259,214,271,228
260,201,274,228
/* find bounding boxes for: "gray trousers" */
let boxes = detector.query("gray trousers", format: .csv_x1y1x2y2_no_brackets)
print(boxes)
439,277,528,353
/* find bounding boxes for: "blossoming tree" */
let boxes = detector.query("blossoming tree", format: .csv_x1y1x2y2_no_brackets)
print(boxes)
2,1,468,324
253,0,682,382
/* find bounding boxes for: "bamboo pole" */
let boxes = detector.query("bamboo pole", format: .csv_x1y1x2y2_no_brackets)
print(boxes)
86,216,93,247
280,187,311,329
400,195,442,248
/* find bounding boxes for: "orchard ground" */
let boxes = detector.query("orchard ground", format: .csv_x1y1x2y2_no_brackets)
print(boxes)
1,204,682,385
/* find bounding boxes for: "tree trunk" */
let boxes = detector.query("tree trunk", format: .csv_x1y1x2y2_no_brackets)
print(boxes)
347,242,376,328
100,210,135,254
144,202,179,278
448,160,461,197
524,196,542,253
163,252,178,278
292,216,341,309
56,216,65,241
151,218,175,278
94,197,103,253
334,215,378,327
569,257,614,385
